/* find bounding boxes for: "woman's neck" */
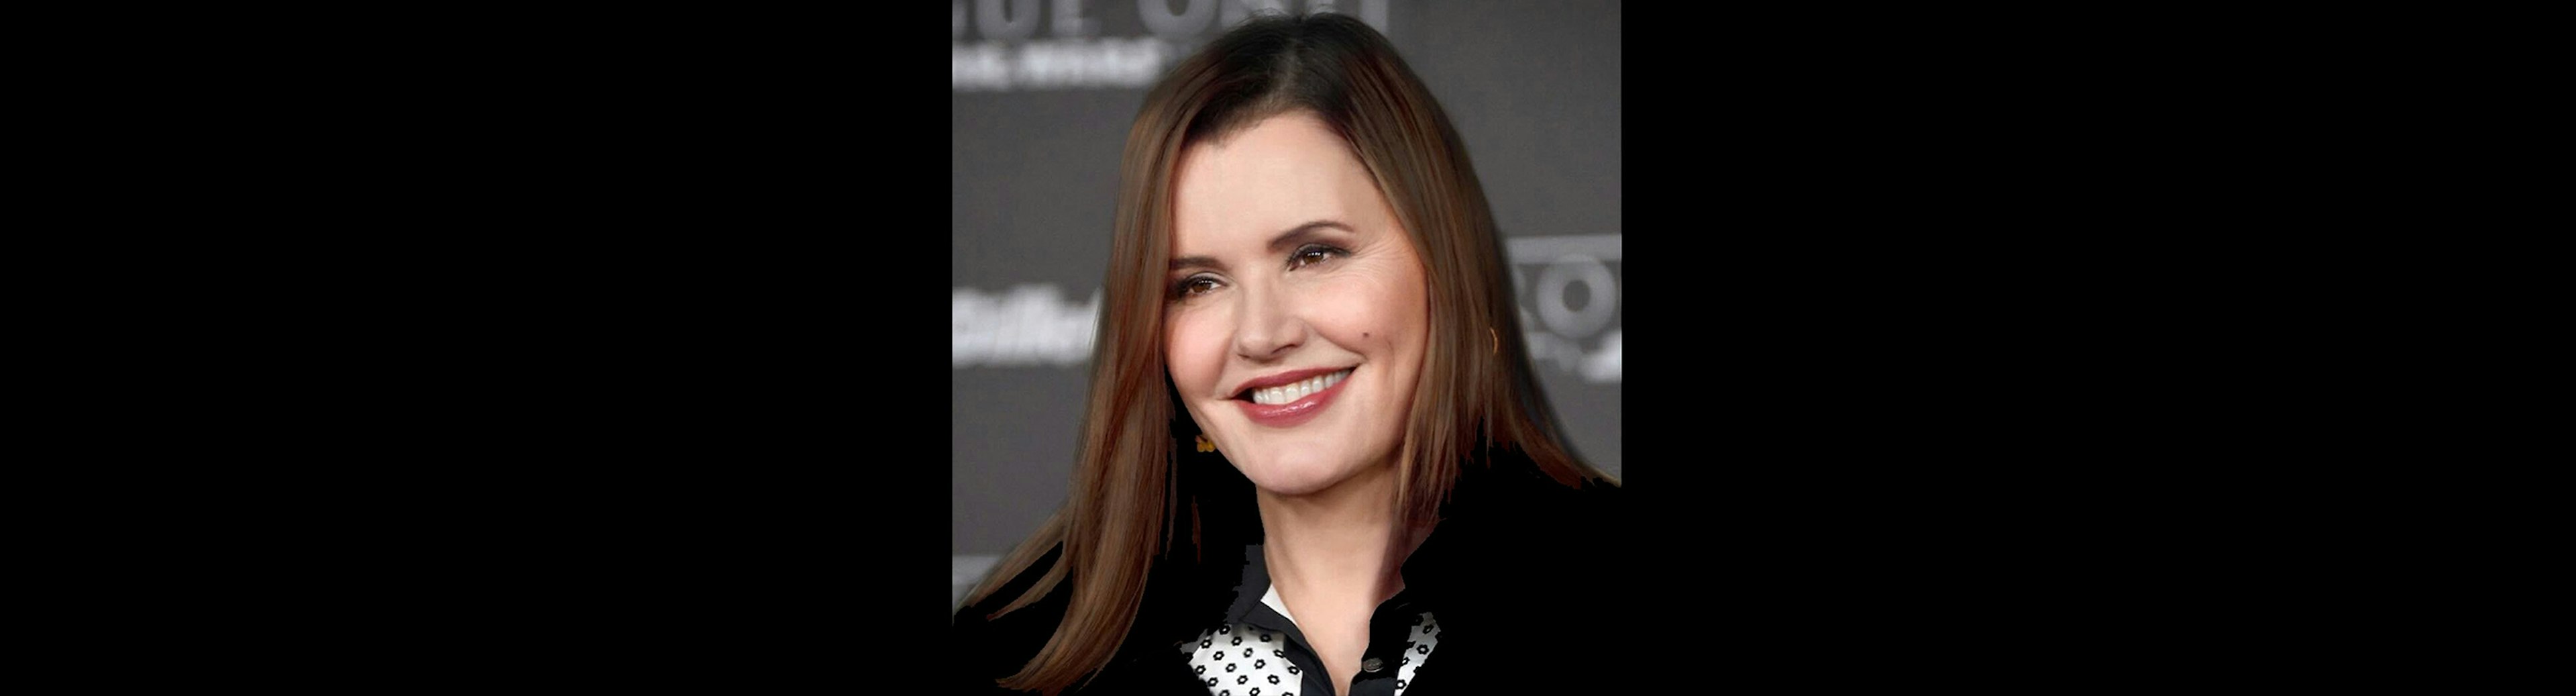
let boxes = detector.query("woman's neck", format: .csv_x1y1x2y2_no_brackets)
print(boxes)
1253,462,1413,615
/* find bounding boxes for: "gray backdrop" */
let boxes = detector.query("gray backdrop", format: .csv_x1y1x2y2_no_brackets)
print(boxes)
954,0,1620,605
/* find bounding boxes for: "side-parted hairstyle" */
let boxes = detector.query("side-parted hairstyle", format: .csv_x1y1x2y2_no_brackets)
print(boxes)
964,11,1615,693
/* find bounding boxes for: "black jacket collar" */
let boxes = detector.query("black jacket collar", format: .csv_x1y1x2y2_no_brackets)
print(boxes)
1184,452,1606,645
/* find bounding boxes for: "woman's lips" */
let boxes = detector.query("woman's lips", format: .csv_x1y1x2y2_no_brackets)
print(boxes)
1235,367,1353,428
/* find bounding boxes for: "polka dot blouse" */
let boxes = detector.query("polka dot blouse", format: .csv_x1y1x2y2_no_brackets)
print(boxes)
1179,546,1443,696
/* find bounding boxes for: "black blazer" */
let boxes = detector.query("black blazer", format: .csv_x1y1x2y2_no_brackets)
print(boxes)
949,457,1644,695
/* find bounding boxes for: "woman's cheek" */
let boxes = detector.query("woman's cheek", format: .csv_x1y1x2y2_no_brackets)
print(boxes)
1163,316,1196,390
1169,313,1224,391
1322,282,1388,346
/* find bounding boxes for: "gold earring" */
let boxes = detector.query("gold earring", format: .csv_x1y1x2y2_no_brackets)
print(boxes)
1491,327,1499,355
1195,434,1216,453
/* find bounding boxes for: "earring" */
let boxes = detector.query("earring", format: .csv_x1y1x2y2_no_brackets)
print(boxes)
1195,433,1216,453
1490,327,1499,356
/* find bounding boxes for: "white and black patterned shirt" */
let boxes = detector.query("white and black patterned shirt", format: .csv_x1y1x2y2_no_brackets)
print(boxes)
1178,545,1442,696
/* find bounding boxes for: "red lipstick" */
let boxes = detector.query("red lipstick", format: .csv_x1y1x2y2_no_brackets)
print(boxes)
1232,366,1354,428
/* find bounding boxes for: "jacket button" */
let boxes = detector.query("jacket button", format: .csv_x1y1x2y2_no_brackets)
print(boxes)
1362,657,1383,673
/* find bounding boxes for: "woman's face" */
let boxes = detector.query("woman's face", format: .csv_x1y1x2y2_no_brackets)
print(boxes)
1165,111,1430,497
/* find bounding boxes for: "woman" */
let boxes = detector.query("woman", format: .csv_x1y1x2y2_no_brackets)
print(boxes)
952,12,1631,695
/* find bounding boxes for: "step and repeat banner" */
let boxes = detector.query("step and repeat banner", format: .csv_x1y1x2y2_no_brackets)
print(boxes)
955,0,1621,605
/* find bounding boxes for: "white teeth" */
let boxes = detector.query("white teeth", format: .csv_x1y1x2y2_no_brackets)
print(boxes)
1248,369,1353,405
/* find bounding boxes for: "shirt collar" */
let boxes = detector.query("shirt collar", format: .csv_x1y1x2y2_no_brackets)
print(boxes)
1204,456,1558,641
1258,582,1298,626
1222,540,1438,642
1220,543,1310,650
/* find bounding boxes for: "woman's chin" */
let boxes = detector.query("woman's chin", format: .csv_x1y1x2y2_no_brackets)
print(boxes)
1234,468,1317,497
1234,457,1377,498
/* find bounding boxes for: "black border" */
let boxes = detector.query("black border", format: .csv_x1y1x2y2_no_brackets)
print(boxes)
213,3,2397,689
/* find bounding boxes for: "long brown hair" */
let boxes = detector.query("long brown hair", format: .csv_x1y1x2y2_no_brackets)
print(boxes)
963,11,1615,693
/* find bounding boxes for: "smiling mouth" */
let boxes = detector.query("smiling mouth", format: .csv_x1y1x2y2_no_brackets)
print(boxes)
1235,368,1354,405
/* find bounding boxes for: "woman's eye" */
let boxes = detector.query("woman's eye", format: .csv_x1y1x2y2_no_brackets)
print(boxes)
1288,245,1344,270
1173,277,1220,299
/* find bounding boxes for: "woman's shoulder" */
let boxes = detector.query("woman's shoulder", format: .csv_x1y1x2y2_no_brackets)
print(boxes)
1451,456,1627,523
949,541,1242,694
1417,460,1623,559
949,543,1069,693
1440,459,1638,582
953,541,1067,628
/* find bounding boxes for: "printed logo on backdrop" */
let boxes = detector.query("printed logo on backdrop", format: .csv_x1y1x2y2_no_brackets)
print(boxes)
954,0,1393,92
1505,235,1621,383
951,234,1621,383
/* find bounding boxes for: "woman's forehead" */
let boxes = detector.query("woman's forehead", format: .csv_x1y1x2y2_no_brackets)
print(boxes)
1169,113,1384,252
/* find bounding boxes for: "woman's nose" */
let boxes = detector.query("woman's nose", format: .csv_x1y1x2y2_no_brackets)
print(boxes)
1232,284,1304,360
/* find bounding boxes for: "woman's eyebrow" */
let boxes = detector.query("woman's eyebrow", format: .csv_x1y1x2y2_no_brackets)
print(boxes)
1169,219,1354,272
1268,219,1353,252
